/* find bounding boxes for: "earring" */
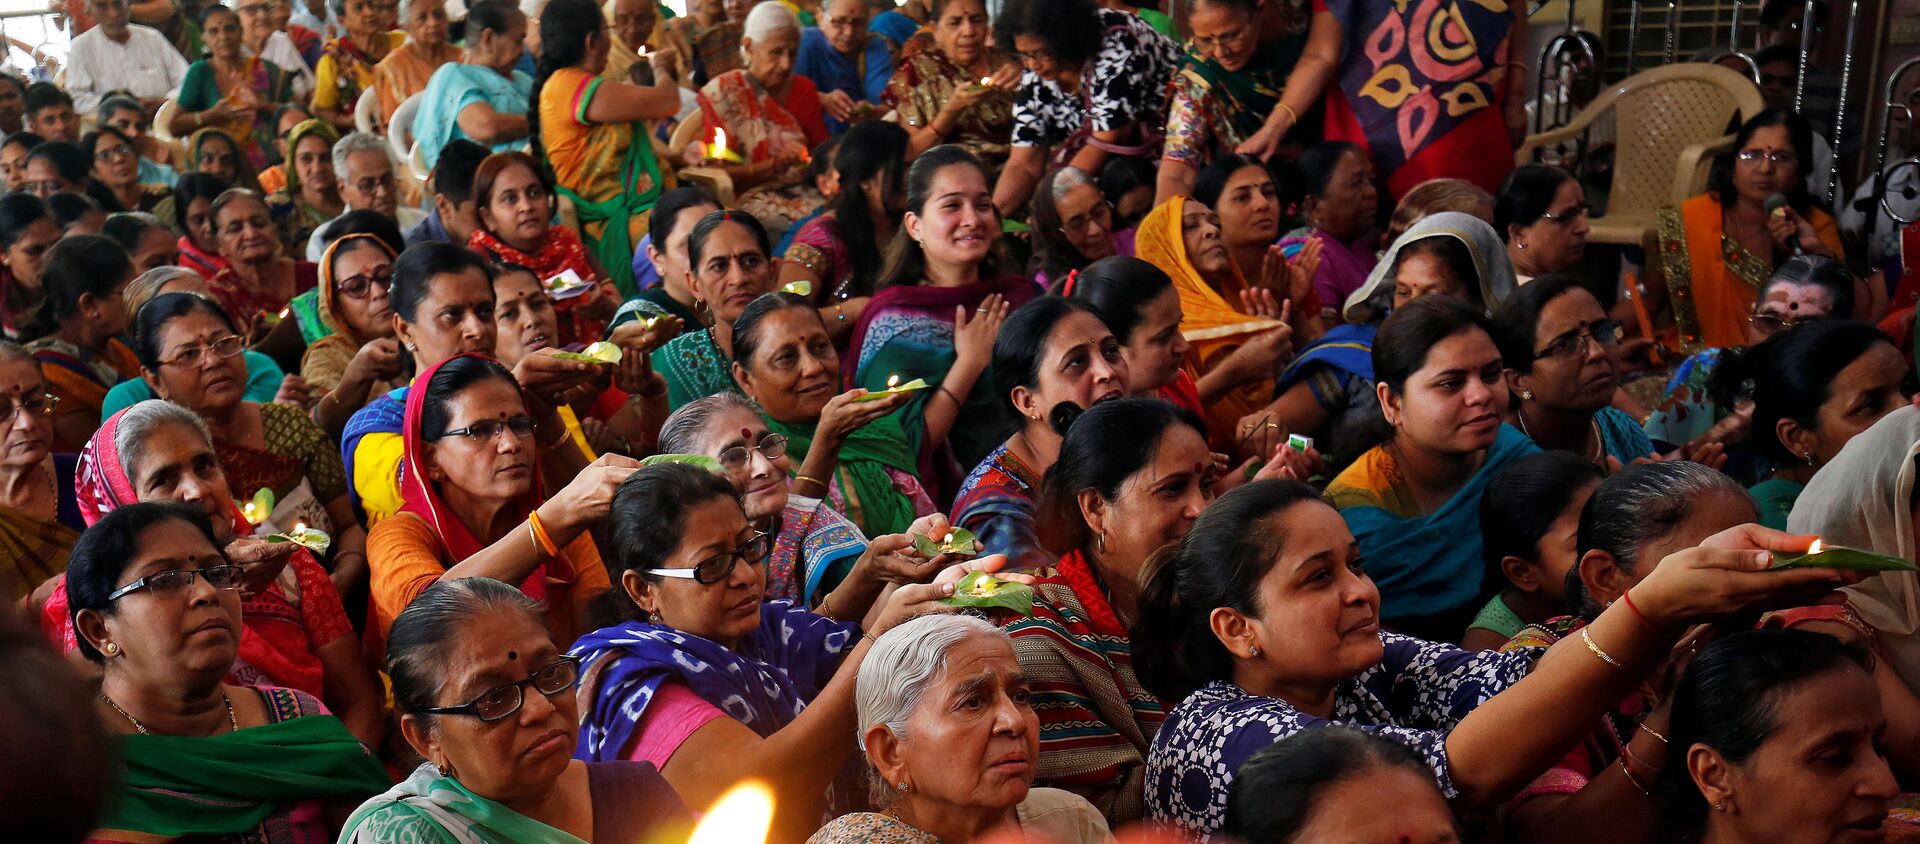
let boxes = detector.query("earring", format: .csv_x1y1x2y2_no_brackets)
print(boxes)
1713,802,1726,812
1096,532,1109,553
1249,645,1260,657
438,763,454,778
1517,241,1527,250
102,642,119,656
403,341,417,352
648,612,662,623
897,781,910,792
1804,451,1816,466
1520,389,1535,401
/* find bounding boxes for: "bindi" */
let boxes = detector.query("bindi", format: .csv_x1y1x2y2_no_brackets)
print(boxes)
506,650,518,661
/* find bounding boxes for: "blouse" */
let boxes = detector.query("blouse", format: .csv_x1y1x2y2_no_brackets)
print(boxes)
1009,8,1180,150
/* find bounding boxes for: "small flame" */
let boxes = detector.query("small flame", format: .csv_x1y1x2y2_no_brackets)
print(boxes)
292,522,307,534
710,127,729,160
242,502,262,523
686,781,775,844
980,76,992,85
886,374,900,389
277,307,289,319
1808,538,1824,554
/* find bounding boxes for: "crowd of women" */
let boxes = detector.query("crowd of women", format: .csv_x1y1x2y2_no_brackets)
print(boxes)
4,0,1920,841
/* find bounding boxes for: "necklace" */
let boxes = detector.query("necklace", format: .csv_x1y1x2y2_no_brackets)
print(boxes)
101,692,238,736
1516,407,1605,465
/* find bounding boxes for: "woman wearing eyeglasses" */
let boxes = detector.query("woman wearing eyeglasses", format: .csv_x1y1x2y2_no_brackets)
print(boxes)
1496,165,1591,285
83,126,169,215
0,340,79,604
1642,109,1856,355
135,291,370,597
1491,274,1653,469
69,501,390,843
304,235,405,439
572,461,1012,841
365,353,635,654
340,577,692,843
1028,167,1133,290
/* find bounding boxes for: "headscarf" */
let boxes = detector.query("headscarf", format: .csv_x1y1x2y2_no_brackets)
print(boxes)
1341,211,1516,323
1787,404,1920,694
400,355,542,570
316,233,394,346
280,119,341,198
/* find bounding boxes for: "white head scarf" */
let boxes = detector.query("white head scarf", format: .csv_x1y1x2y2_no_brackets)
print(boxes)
743,1,798,39
1341,211,1517,324
1788,404,1920,694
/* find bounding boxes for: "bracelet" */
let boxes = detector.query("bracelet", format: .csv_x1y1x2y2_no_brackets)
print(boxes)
1582,627,1626,671
1621,588,1658,634
528,520,546,557
937,385,963,406
527,510,561,557
540,421,572,451
1616,755,1652,796
1276,102,1298,125
819,590,838,618
793,473,827,489
861,629,878,644
1638,723,1669,745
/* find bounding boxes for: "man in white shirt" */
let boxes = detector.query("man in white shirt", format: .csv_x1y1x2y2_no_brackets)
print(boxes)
63,0,187,115
291,0,342,39
307,132,426,260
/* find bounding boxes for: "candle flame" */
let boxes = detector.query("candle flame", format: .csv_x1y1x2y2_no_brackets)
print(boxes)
242,502,262,523
686,781,774,844
980,76,991,85
710,127,729,160
1809,538,1823,554
887,374,900,388
277,307,289,318
292,522,306,534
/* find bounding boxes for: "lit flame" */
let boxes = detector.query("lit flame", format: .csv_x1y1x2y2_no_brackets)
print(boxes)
886,374,900,389
242,501,262,523
292,521,307,534
277,307,289,318
686,781,774,844
709,127,729,161
1808,538,1823,554
980,76,991,85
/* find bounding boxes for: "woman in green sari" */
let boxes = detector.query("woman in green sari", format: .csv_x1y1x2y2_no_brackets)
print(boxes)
650,210,778,408
1156,0,1317,201
68,501,389,842
267,119,344,249
731,291,936,538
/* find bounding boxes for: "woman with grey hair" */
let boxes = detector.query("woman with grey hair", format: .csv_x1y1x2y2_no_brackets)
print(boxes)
812,613,1111,843
341,577,692,842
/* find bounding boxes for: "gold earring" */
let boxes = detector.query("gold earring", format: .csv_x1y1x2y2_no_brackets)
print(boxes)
102,642,119,655
1520,389,1535,401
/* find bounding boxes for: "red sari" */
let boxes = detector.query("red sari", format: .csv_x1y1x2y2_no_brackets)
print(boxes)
468,226,611,344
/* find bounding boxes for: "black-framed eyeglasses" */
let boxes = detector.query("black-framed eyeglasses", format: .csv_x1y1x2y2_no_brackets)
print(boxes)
1749,311,1826,336
436,415,537,443
337,270,392,300
417,657,582,722
106,564,243,601
159,334,246,368
1532,319,1622,360
1537,203,1590,225
1736,149,1800,167
646,532,772,584
0,392,57,425
1061,200,1114,238
94,144,134,163
717,434,788,472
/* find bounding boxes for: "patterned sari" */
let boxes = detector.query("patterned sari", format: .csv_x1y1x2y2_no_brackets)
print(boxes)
881,45,1014,175
178,57,294,172
767,494,867,607
765,411,935,539
371,39,462,119
652,328,740,410
539,66,666,299
0,456,78,602
468,225,611,344
28,336,141,452
697,69,827,233
268,119,344,248
1655,193,1846,353
207,260,321,339
951,441,1049,569
313,32,404,115
659,15,744,87
1163,16,1313,171
214,402,349,537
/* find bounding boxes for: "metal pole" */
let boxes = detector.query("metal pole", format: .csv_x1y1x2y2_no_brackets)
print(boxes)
1626,0,1643,76
1828,0,1860,204
1794,0,1816,112
1664,0,1678,66
1729,0,1744,52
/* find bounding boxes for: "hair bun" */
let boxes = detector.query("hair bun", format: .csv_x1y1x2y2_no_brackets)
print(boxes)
1047,401,1086,437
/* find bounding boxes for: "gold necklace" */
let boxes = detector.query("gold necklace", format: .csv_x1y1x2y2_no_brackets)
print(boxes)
1516,407,1605,464
101,692,238,736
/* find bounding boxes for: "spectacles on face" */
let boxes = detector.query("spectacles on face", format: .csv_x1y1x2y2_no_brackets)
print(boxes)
0,392,57,425
106,563,243,601
1012,48,1054,64
348,173,395,196
1536,203,1590,225
646,532,772,584
1736,148,1799,168
1190,25,1250,55
159,334,246,368
94,144,134,163
1532,319,1622,360
1749,311,1825,336
437,415,537,443
717,433,788,472
416,656,582,722
337,269,392,299
1061,200,1113,239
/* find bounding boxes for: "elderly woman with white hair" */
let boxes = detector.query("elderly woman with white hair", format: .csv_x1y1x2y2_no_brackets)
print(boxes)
811,613,1113,844
370,0,463,121
310,0,405,133
691,0,829,237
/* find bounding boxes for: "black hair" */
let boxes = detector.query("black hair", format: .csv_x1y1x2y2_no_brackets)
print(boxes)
1752,42,1801,70
1656,629,1871,841
1387,235,1482,305
420,354,519,440
133,291,239,369
1759,0,1827,29
0,130,43,158
1035,396,1208,557
170,172,231,222
647,186,722,254
1373,294,1497,395
529,0,590,161
430,138,491,206
600,462,744,618
387,577,544,728
0,193,51,248
23,81,71,116
808,136,841,184
1494,164,1577,240
878,145,1003,289
197,1,236,27
825,121,909,298
1066,255,1174,344
1193,153,1270,210
1096,155,1155,217
0,73,27,101
1296,140,1364,198
100,211,168,256
685,209,771,270
992,295,1105,424
1190,0,1262,12
318,207,407,255
391,241,495,323
995,0,1102,67
65,501,222,662
1491,272,1595,374
1570,461,1752,617
46,192,104,229
1708,108,1817,213
729,291,817,369
25,233,130,339
1225,726,1446,844
25,141,103,207
1133,479,1326,702
1709,320,1897,463
1479,450,1603,588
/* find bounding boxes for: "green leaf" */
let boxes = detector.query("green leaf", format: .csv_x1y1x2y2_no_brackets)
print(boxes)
639,453,725,474
940,571,1034,615
851,378,930,403
781,280,814,297
552,341,623,364
912,534,940,557
1770,544,1918,572
267,527,332,554
909,527,977,558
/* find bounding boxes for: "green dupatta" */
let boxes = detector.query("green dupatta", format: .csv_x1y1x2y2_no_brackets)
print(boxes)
103,713,388,837
555,75,665,300
1181,37,1304,143
765,412,920,537
339,762,588,844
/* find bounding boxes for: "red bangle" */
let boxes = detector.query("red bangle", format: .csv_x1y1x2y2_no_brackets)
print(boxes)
1621,588,1657,634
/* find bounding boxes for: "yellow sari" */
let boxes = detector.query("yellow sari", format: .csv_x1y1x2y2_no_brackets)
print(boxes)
537,65,669,298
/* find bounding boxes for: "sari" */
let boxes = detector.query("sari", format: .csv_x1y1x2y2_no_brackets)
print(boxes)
1135,196,1281,446
951,441,1049,570
1326,424,1540,621
1340,211,1516,321
312,31,406,115
468,226,610,343
1003,550,1165,824
1292,226,1379,314
811,790,1111,844
341,761,689,844
881,44,1014,175
658,15,744,87
268,118,344,248
372,39,463,119
1276,321,1380,470
28,336,141,451
697,69,827,234
767,493,867,607
207,260,321,339
301,234,404,395
1317,0,1516,197
538,66,666,299
1655,193,1846,353
341,385,408,519
415,61,530,166
0,454,79,601
765,411,932,538
91,686,388,843
652,328,740,410
1163,28,1313,171
178,58,293,172
178,233,230,278
850,274,1039,481
214,402,349,537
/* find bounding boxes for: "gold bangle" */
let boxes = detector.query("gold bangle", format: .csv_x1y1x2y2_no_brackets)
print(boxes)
1616,756,1651,796
793,472,826,488
819,590,837,617
1638,723,1668,745
1276,102,1298,125
1582,627,1626,670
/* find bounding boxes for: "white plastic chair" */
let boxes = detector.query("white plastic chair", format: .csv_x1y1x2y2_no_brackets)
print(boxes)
152,98,182,143
352,87,381,135
408,140,429,182
387,92,422,161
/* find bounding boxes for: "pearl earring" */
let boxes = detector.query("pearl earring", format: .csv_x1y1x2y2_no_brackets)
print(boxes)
1520,389,1535,401
1249,645,1260,657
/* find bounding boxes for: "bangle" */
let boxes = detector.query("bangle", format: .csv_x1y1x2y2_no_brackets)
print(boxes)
528,520,546,557
1638,723,1669,745
793,472,827,489
1616,756,1652,796
540,420,572,451
819,590,838,617
1582,627,1626,671
1621,588,1658,633
1276,102,1298,125
861,629,878,644
528,510,561,557
937,385,963,406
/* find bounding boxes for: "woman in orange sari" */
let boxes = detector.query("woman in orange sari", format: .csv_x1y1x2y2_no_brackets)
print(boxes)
695,1,828,237
1647,109,1851,354
369,0,461,120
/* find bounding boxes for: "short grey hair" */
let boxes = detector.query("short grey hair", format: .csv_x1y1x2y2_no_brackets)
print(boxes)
1047,165,1095,206
95,95,142,127
1568,460,1752,617
0,339,31,366
658,392,762,456
855,614,1007,803
114,400,214,478
387,577,546,725
123,266,205,316
331,131,393,183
